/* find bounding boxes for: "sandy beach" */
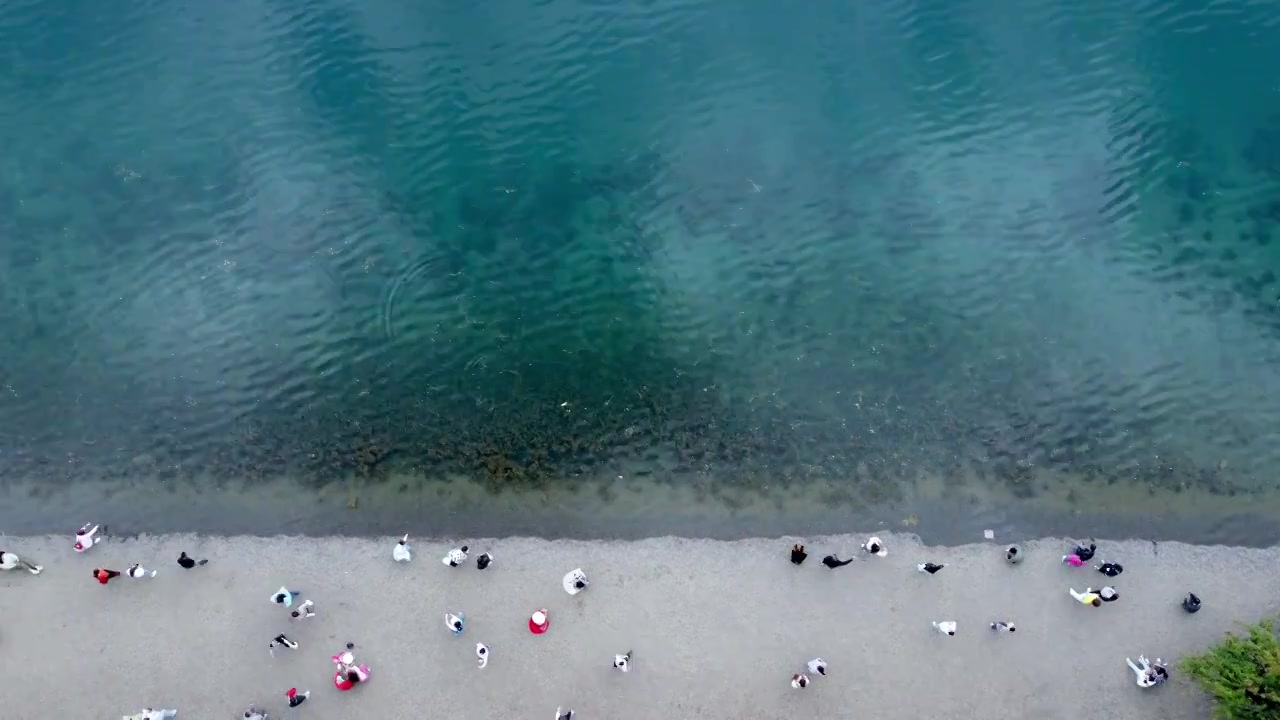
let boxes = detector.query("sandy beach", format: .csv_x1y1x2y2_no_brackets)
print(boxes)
2,533,1277,719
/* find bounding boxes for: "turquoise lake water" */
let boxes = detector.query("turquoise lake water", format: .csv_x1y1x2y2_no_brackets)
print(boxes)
1,1,1279,542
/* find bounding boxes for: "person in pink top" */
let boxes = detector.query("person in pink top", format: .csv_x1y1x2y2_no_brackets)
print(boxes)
74,523,106,553
1061,553,1085,567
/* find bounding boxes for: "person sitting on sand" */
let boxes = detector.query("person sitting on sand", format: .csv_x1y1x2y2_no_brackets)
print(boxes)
243,705,267,720
613,651,631,672
807,658,827,676
1069,588,1102,607
291,599,317,620
917,562,944,574
1006,545,1023,564
445,612,465,636
269,633,299,656
476,642,490,668
563,568,589,595
1096,562,1124,577
790,543,808,565
556,706,575,720
443,545,469,567
177,551,208,569
1183,592,1202,613
393,534,412,563
270,587,301,608
93,567,121,584
286,687,310,708
127,563,157,579
932,621,957,636
1062,553,1085,567
1126,655,1168,688
1089,586,1119,603
862,536,887,557
1071,542,1097,562
0,550,42,574
791,673,810,689
477,552,494,570
990,621,1016,633
822,554,853,568
74,523,105,553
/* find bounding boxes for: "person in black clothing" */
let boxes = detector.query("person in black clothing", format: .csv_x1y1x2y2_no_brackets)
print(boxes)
177,552,208,569
1182,592,1201,613
1072,542,1097,562
1096,562,1123,577
790,544,808,565
822,554,853,568
477,553,494,570
917,562,945,575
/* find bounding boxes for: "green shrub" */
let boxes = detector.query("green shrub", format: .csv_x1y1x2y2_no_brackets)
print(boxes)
1182,617,1280,719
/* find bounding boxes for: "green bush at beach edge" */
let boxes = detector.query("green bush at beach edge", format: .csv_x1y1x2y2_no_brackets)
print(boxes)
1182,617,1280,719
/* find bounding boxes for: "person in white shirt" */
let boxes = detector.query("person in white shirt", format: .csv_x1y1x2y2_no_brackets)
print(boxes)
791,673,810,689
126,563,157,578
393,533,412,563
862,536,888,557
271,587,302,608
0,550,41,574
613,651,631,672
475,642,489,668
445,612,465,636
807,658,827,676
563,568,589,595
442,545,469,567
74,523,105,553
556,707,575,720
291,599,316,620
932,621,957,636
1126,655,1168,687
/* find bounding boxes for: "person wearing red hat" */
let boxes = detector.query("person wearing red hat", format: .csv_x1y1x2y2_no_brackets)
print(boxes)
93,568,121,584
529,609,550,634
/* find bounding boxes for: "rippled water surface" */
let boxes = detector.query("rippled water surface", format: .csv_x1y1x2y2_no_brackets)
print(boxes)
2,1,1280,542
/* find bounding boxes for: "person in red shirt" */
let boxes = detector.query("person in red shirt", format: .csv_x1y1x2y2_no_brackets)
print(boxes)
93,568,121,584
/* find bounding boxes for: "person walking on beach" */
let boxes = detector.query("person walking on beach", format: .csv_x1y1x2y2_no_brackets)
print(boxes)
93,567,121,584
476,642,490,668
1096,562,1124,577
127,563,157,579
291,600,317,620
862,536,887,557
563,568,589,595
445,612,465,636
556,707,575,720
932,621,957,636
1006,545,1023,564
790,543,808,565
990,621,1016,633
613,651,631,673
177,552,208,569
393,534,412,563
74,523,106,553
807,658,827,676
822,554,853,568
1183,592,1202,613
286,687,310,708
1069,588,1102,607
0,550,42,574
476,552,494,570
917,562,944,575
271,587,302,608
443,545,469,567
791,673,810,689
269,633,299,656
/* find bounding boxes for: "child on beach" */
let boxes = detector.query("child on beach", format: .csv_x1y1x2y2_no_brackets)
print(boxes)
443,545,469,567
477,552,494,569
269,633,299,656
990,621,1016,633
1096,562,1124,577
127,563,157,578
93,567,121,584
563,568,589,595
1006,545,1023,564
791,673,810,689
177,552,208,568
1069,588,1102,606
0,550,42,574
613,651,631,672
862,536,887,557
790,543,808,565
271,587,301,608
445,612,465,636
807,658,827,676
476,642,489,668
291,600,317,620
74,523,105,552
932,621,957,636
393,534,412,563
822,554,853,568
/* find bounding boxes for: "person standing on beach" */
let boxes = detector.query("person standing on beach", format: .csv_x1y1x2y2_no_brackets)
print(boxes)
862,537,887,557
127,563,157,579
443,545,469,567
931,621,957,636
791,673,810,689
917,562,944,574
269,633,299,656
822,554,853,568
393,534,412,563
291,600,317,620
990,621,1016,633
0,551,42,574
271,587,302,608
790,543,808,565
177,552,208,569
93,567,121,584
1069,588,1102,607
1096,562,1124,577
563,568,590,595
476,552,494,570
1006,545,1023,564
613,651,631,672
74,523,106,553
807,658,827,676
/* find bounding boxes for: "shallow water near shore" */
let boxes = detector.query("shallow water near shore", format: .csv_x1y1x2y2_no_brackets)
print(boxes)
2,1,1280,541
